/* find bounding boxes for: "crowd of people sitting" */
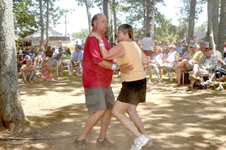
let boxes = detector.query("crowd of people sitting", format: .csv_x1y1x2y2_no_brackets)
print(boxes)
17,35,226,92
17,44,84,83
142,35,226,91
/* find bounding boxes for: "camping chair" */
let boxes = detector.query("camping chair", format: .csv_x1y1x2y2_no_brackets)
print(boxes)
56,61,71,76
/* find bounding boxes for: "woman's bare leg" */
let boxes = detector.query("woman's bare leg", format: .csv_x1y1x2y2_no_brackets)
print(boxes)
112,101,141,138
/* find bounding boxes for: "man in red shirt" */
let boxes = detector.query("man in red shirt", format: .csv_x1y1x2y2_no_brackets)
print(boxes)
73,13,132,150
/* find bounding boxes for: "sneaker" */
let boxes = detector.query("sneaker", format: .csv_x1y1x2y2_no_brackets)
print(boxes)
73,137,87,150
96,138,117,149
203,80,212,85
187,85,193,91
130,134,149,150
173,84,181,88
144,138,153,147
189,75,198,81
166,67,174,72
215,86,224,91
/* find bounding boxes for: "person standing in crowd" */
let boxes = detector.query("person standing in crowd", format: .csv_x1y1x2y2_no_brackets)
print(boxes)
141,31,155,57
73,13,133,150
90,23,152,150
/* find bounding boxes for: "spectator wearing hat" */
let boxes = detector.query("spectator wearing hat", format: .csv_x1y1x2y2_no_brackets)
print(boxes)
187,47,218,91
141,31,155,57
147,46,163,82
159,44,180,70
169,43,204,87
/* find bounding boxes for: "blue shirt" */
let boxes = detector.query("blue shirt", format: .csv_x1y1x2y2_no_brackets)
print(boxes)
72,50,83,62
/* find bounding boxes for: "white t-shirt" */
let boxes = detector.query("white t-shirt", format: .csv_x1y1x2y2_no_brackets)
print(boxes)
141,37,155,51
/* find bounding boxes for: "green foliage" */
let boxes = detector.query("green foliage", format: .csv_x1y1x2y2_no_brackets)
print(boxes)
176,0,207,37
194,21,207,32
71,28,89,41
13,0,72,38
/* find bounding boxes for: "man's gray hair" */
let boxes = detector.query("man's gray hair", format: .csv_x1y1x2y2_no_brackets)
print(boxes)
91,13,104,26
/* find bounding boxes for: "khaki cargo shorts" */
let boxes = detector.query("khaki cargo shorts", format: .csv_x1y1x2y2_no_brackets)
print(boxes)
84,87,115,113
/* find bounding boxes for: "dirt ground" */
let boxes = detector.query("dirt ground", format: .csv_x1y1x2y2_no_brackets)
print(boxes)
0,75,226,150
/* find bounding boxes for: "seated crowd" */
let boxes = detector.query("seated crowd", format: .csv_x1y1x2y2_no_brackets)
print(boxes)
145,38,226,91
17,44,84,83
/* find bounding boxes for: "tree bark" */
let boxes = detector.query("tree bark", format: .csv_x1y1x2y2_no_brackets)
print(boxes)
218,0,226,55
0,0,25,129
112,0,117,41
103,0,113,42
46,0,49,47
143,0,146,34
188,0,197,42
145,0,155,39
40,0,44,51
212,0,219,48
84,0,91,33
208,0,216,53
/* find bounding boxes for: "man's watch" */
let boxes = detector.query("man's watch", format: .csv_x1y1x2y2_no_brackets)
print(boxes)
99,40,103,43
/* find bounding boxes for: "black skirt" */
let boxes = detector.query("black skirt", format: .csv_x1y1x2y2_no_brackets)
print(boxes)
117,78,146,105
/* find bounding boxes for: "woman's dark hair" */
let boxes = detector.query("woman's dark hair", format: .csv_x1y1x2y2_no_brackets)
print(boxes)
52,47,55,51
44,46,53,57
47,46,51,51
65,48,71,54
118,24,134,41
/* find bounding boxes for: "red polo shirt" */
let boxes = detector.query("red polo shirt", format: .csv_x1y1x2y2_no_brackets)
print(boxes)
82,33,113,89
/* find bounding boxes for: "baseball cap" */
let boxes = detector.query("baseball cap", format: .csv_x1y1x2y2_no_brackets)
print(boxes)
190,43,200,49
168,44,176,48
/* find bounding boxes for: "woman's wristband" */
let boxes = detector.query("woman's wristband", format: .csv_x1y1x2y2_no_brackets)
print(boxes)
111,64,117,71
99,44,105,47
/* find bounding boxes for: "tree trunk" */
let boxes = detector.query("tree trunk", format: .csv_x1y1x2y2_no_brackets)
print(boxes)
143,0,146,34
112,0,117,41
40,0,44,51
46,0,49,47
218,0,226,55
208,0,216,53
146,0,155,39
188,0,197,42
103,0,113,42
84,0,91,33
212,0,219,48
0,0,25,129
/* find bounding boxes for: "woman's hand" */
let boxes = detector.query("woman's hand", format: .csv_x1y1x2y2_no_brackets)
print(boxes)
89,32,102,41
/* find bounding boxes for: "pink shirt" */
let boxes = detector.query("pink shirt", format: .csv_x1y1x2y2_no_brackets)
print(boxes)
82,33,113,89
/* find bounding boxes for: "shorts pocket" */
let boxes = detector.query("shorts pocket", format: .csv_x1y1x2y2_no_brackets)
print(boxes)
85,90,99,107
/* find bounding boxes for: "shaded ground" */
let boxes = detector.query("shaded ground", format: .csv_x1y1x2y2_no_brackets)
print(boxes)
0,73,226,150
